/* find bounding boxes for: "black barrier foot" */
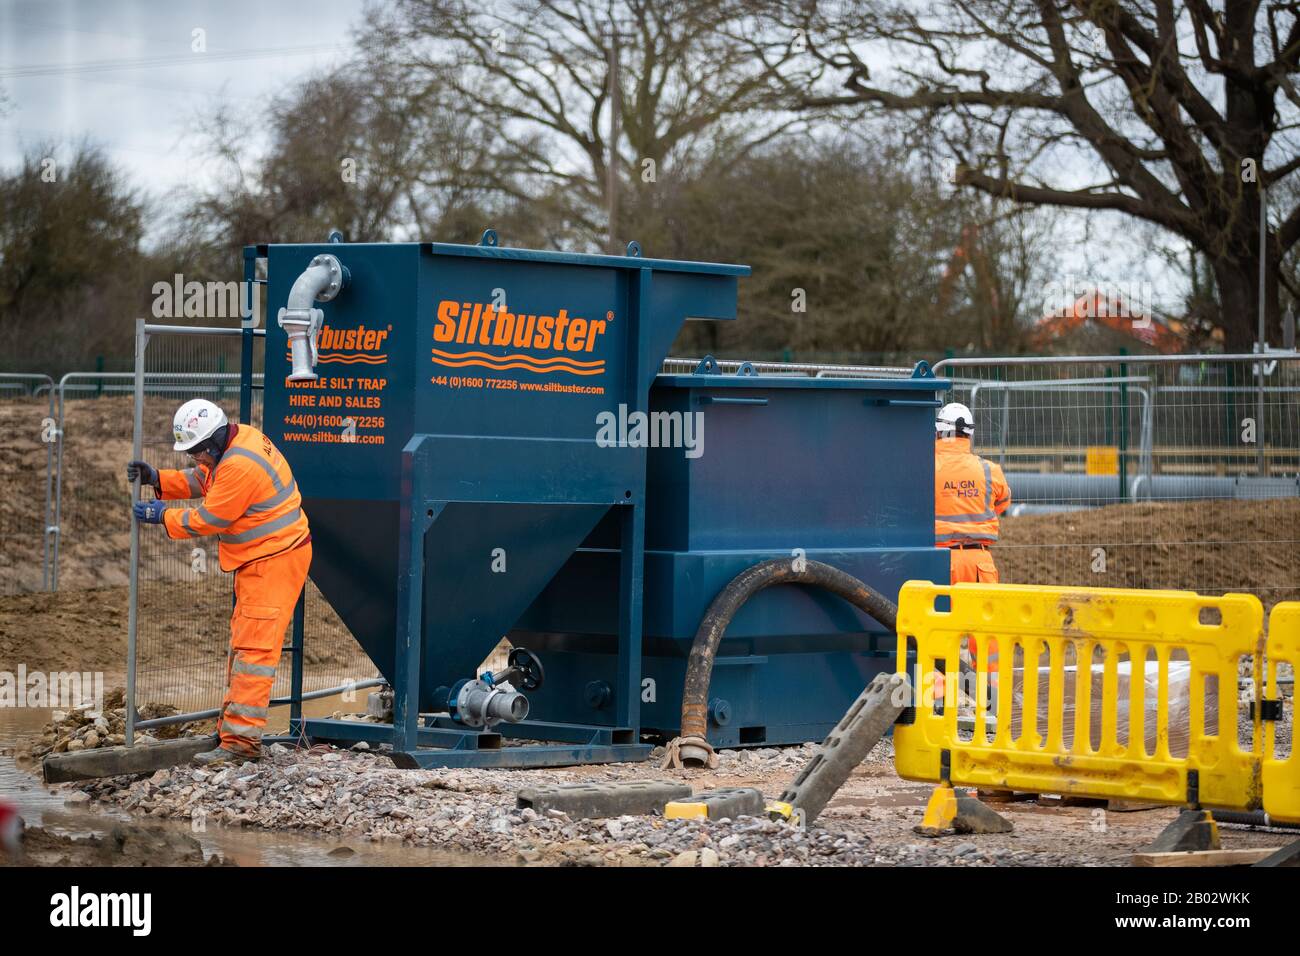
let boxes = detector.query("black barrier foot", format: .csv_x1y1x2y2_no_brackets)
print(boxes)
1148,809,1220,852
953,795,1014,834
915,786,1015,837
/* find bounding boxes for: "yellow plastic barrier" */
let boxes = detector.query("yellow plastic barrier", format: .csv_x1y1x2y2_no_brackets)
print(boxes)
1263,602,1300,823
894,582,1270,813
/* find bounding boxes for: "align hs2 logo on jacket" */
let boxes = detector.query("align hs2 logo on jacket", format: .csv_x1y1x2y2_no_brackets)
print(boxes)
432,299,608,377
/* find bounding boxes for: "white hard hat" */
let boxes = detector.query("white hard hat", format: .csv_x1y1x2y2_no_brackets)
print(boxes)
936,401,974,435
172,399,228,452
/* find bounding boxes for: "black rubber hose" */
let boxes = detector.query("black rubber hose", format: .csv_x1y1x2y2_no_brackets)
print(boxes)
678,559,899,746
1212,810,1300,831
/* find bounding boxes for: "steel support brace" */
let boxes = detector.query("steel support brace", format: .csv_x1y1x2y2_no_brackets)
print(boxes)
614,265,653,730
392,435,435,755
304,717,650,769
288,589,305,736
430,716,637,746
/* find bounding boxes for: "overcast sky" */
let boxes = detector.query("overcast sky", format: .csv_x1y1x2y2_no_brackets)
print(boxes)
0,0,361,200
0,0,1190,313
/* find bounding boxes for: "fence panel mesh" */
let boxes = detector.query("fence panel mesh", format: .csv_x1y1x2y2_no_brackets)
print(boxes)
0,375,56,595
129,329,376,721
132,336,243,715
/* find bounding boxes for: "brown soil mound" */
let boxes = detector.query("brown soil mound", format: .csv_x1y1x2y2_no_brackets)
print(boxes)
1,582,377,686
1,393,198,593
997,497,1300,612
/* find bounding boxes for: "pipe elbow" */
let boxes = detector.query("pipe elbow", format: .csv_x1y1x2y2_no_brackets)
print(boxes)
286,255,345,313
278,253,348,381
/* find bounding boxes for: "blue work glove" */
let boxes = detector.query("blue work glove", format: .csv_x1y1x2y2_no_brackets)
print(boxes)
126,460,158,485
133,500,166,524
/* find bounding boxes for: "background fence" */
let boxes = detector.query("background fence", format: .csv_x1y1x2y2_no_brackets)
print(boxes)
0,375,56,595
932,353,1300,614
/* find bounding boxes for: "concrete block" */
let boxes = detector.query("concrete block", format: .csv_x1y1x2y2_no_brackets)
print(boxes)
516,780,691,819
665,787,765,821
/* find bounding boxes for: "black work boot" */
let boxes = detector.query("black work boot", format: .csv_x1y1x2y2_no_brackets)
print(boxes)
191,745,258,768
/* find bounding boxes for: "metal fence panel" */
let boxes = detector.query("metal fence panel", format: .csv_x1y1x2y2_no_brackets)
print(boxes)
0,374,57,594
126,324,376,736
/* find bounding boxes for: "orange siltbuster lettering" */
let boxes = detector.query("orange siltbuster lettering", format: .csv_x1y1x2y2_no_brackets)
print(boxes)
430,299,609,377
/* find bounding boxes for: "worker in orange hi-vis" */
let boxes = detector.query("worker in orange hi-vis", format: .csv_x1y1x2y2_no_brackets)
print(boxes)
934,402,1011,708
128,399,311,767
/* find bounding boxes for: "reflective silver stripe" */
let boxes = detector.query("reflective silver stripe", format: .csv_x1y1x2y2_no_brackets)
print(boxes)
231,658,277,679
184,468,204,497
246,479,297,514
936,510,998,523
179,511,200,537
937,532,998,543
219,507,302,545
197,504,233,529
220,718,264,739
981,458,993,514
219,446,285,491
225,701,269,720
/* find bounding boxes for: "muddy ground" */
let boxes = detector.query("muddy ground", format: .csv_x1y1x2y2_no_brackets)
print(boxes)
2,820,231,867
0,584,373,684
59,737,1297,867
997,498,1300,612
1,394,173,593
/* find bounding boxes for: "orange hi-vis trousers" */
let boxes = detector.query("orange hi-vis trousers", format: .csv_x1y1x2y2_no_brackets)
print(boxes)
948,545,1000,694
218,542,312,755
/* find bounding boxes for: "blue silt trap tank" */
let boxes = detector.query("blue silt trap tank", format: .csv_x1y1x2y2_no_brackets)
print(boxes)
259,234,948,768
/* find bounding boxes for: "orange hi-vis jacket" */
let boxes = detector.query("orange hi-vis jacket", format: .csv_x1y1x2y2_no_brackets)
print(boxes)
934,436,1011,546
157,424,309,571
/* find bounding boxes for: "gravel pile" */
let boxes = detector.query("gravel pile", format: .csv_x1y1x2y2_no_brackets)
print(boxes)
69,741,1100,867
23,688,211,760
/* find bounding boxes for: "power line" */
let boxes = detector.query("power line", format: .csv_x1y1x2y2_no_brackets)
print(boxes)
0,43,344,80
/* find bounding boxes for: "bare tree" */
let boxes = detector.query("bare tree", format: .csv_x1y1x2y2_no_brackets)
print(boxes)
757,0,1300,350
360,0,807,249
0,144,148,372
173,59,483,262
634,135,1049,359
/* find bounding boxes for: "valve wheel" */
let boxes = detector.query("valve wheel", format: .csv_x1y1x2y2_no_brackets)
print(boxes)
508,647,545,691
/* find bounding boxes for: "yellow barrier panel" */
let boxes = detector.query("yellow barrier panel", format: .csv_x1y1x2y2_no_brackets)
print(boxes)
894,582,1266,812
1263,602,1300,823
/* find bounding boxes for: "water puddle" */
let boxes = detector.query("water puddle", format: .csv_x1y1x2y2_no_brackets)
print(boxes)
0,697,492,866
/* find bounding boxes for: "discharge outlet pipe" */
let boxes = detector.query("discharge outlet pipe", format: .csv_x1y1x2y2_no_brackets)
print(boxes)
451,677,529,727
666,559,899,769
277,253,349,381
439,649,543,730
